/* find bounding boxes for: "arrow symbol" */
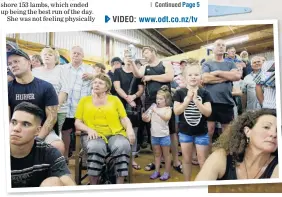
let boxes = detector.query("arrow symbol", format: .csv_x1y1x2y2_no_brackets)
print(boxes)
105,15,111,23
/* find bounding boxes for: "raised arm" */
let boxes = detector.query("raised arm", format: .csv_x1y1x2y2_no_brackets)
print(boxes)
131,60,146,78
195,149,227,181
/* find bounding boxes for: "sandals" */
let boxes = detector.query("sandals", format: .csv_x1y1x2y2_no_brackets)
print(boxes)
132,164,141,170
192,160,199,165
145,162,156,171
160,172,170,181
173,164,183,174
150,171,160,179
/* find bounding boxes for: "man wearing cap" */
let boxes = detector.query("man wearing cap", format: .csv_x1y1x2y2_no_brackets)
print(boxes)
10,102,75,188
6,41,19,82
131,45,182,173
7,48,65,155
108,57,123,95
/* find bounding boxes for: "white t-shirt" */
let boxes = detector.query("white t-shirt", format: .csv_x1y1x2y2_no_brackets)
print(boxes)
151,107,171,137
32,65,69,113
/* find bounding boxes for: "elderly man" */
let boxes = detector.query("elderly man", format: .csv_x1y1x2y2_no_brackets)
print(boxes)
242,56,262,111
61,46,95,162
202,39,242,148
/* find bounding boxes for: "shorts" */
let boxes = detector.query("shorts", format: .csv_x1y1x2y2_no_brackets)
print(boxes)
178,132,209,146
62,118,75,131
151,136,171,146
207,103,234,124
44,130,62,144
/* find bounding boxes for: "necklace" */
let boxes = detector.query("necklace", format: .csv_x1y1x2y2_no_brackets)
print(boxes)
243,156,271,179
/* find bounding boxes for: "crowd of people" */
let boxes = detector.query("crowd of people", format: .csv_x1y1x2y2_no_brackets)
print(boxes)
6,37,278,188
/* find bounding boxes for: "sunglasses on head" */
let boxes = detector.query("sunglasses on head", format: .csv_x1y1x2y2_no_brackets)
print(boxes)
44,46,56,50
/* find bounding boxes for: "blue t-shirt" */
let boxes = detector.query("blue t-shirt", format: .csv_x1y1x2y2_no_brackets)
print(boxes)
8,77,58,122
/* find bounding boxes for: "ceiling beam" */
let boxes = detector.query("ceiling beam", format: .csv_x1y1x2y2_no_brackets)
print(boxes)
171,26,217,42
181,24,273,51
235,37,273,50
144,29,184,54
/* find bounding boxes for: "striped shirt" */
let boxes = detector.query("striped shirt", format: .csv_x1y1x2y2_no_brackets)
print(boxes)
254,61,276,109
242,72,261,110
11,139,70,188
61,63,94,118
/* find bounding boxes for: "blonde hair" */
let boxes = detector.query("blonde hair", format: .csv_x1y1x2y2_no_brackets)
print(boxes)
41,47,60,65
157,85,172,106
92,73,112,94
182,59,202,80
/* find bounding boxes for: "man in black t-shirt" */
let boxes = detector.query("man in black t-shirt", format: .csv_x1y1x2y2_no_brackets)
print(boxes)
7,48,65,154
131,45,182,173
108,57,123,95
10,102,75,188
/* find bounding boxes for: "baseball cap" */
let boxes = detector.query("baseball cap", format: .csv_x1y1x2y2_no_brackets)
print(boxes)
180,59,187,65
6,41,19,51
7,48,30,60
111,57,123,65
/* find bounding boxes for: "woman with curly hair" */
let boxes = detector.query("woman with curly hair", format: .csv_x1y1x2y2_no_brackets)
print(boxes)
195,108,278,180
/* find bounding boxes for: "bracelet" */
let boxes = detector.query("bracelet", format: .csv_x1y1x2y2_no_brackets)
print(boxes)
134,93,138,98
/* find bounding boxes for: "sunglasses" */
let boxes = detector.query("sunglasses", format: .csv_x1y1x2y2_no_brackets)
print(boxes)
44,46,56,50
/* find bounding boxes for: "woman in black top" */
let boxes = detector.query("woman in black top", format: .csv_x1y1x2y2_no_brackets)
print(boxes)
195,109,278,181
113,50,144,170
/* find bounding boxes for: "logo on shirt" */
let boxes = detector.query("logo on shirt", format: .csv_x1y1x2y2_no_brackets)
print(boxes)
184,96,202,126
15,94,35,101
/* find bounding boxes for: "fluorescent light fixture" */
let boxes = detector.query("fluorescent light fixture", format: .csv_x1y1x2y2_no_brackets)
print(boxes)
202,35,249,49
97,30,140,44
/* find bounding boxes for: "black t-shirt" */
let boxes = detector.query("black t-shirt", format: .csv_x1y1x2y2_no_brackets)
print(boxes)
107,70,116,95
144,61,171,103
113,68,142,106
8,77,58,123
11,139,70,188
173,88,212,136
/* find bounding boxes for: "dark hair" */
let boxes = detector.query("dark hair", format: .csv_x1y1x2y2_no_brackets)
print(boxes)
227,46,236,51
111,57,123,66
213,109,277,163
13,102,44,124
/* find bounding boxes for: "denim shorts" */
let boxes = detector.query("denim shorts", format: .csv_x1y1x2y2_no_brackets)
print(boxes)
151,136,171,146
178,132,209,146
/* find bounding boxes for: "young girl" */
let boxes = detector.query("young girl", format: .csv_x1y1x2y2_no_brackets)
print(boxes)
173,63,212,181
142,85,172,181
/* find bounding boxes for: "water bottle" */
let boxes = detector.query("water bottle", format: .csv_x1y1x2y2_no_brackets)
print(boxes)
127,44,136,61
144,103,157,116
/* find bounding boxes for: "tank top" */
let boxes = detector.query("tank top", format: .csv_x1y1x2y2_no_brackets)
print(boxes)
144,61,171,103
151,107,170,137
218,155,278,180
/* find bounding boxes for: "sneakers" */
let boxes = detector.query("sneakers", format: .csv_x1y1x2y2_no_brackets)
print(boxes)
150,171,160,179
160,172,170,181
150,171,170,181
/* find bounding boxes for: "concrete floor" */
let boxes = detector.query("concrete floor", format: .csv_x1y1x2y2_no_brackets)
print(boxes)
68,147,200,184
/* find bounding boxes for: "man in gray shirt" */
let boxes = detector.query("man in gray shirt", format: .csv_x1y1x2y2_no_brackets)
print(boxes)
202,39,242,147
242,56,262,111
